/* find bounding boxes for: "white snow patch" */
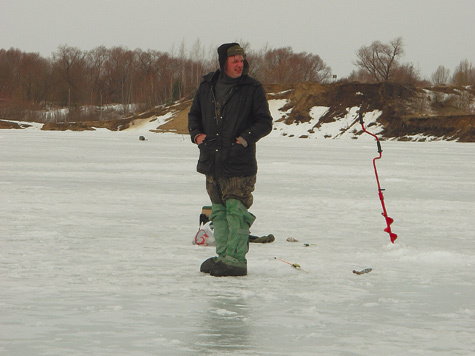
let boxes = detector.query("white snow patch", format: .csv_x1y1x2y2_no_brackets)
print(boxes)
125,111,175,133
268,89,293,96
0,119,43,130
269,104,383,140
268,98,291,122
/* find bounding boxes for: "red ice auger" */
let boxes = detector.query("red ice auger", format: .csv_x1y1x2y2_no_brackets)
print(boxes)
358,110,398,243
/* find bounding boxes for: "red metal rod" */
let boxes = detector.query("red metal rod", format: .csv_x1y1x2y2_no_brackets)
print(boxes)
359,111,398,243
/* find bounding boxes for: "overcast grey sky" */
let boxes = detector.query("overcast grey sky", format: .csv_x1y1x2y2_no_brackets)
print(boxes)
1,0,474,79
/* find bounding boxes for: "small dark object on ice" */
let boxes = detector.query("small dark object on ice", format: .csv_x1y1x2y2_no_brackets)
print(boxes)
139,136,147,141
274,257,309,272
249,234,275,243
353,268,373,275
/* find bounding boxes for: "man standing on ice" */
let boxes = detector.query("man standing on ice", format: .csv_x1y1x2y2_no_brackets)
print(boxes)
188,43,272,276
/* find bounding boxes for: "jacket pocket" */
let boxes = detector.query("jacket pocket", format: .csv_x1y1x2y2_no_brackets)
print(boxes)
226,142,256,175
229,142,248,163
197,141,216,173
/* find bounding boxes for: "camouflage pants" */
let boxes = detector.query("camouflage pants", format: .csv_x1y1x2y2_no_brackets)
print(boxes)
205,175,256,209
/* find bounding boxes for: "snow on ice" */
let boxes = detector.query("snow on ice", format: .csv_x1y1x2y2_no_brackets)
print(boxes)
0,111,474,355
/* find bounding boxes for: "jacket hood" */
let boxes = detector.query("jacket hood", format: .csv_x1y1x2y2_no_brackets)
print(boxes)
217,42,249,76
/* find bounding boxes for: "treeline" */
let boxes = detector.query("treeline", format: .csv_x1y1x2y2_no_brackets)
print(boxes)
0,45,210,115
0,43,331,122
1,38,473,123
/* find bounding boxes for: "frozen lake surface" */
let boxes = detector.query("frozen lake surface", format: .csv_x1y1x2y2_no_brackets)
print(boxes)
1,130,474,355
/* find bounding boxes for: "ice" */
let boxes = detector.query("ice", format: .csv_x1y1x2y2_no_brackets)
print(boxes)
1,130,474,355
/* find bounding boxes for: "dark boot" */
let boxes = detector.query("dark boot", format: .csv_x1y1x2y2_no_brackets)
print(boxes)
200,257,218,273
210,261,247,277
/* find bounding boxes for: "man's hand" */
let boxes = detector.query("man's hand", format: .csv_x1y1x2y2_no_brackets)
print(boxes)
195,133,206,145
236,136,248,147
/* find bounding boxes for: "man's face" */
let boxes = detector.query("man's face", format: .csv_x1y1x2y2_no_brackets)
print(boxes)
224,55,244,78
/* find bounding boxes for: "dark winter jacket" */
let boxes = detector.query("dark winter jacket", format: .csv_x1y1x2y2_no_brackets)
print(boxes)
188,69,273,177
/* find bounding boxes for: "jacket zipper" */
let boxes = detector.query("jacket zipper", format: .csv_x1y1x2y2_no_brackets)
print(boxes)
210,86,220,124
211,82,239,124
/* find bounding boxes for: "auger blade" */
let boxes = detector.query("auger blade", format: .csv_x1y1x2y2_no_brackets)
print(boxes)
390,232,398,243
385,216,394,225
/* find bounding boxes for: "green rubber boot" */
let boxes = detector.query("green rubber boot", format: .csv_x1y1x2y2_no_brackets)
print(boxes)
209,203,229,258
200,203,229,273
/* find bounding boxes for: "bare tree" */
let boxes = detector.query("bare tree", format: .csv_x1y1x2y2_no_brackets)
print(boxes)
52,45,87,106
354,37,404,82
451,59,475,86
431,65,451,85
245,44,268,82
263,47,293,83
18,52,52,103
392,63,424,85
255,47,331,84
301,53,331,82
190,39,205,86
86,46,108,106
0,48,22,98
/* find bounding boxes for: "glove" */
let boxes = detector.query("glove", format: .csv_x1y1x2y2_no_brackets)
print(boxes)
236,136,248,147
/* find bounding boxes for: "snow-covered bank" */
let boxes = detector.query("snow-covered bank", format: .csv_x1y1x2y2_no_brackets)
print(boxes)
1,130,474,355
